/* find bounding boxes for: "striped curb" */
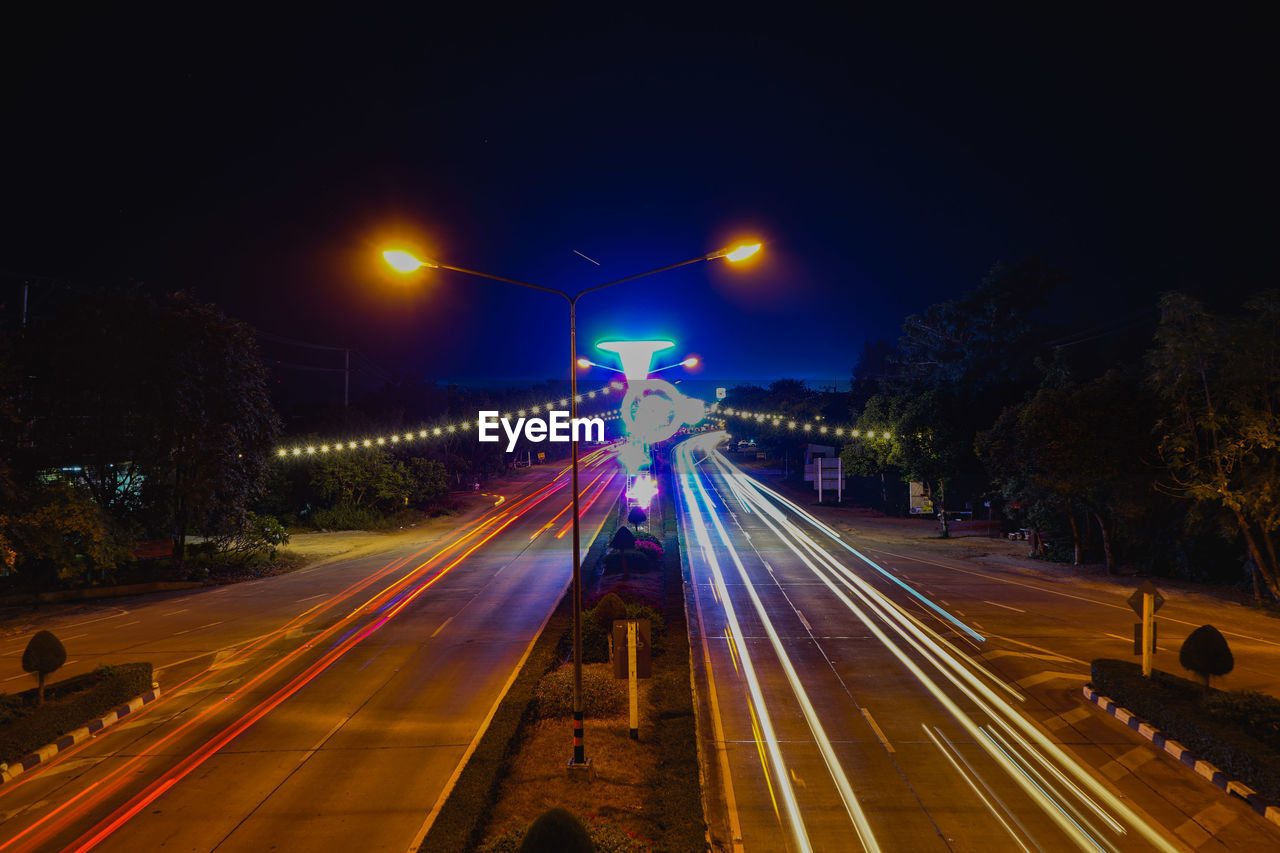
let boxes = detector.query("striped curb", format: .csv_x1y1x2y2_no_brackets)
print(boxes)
1083,684,1280,829
1,686,162,784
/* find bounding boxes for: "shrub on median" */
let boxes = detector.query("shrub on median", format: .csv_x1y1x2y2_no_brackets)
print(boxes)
1090,658,1280,801
533,665,626,718
0,662,152,767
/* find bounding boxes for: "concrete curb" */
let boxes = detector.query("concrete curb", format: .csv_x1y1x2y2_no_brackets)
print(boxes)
1083,684,1280,828
1,686,162,784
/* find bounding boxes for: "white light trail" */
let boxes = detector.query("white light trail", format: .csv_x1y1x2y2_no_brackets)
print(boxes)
678,433,1180,853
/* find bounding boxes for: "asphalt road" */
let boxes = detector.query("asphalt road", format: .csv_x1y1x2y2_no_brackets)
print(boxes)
676,432,1280,853
0,448,622,852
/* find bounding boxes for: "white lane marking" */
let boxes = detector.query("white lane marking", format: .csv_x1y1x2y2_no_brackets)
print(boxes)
795,609,813,633
117,621,141,628
171,621,224,636
430,616,454,638
56,611,130,630
62,633,88,641
296,593,327,603
861,708,894,753
4,660,81,682
983,600,1027,613
163,609,189,616
1015,670,1088,689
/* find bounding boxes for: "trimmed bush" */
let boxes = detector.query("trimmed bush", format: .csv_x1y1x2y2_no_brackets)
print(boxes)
1179,624,1234,688
0,662,152,766
603,549,655,575
534,665,626,718
22,630,66,704
1090,658,1280,801
517,807,593,853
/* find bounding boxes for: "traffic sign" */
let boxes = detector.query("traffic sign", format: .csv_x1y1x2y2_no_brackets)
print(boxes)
613,619,651,679
1127,581,1165,616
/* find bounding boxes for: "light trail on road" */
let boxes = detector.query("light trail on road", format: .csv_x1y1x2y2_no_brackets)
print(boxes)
677,432,1181,852
0,461,610,853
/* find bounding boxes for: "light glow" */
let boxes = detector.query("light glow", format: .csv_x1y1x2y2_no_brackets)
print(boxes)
382,250,431,273
725,243,762,262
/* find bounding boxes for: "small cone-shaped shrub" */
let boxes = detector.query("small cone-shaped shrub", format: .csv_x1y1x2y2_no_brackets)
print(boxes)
517,807,593,853
1179,624,1234,689
609,526,636,551
22,630,67,705
627,505,647,526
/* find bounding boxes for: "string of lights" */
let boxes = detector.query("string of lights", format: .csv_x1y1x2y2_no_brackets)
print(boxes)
276,381,628,458
715,406,894,440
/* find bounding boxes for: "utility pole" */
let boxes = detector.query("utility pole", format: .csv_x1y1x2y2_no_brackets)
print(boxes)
344,347,350,408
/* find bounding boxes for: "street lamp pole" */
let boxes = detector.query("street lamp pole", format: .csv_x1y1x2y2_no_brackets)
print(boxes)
383,242,760,767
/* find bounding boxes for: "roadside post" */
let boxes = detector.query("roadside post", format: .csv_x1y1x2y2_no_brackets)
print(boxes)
613,618,651,739
1128,581,1165,677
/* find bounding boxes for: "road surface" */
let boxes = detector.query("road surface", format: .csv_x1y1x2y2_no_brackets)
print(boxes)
0,448,621,852
676,431,1280,852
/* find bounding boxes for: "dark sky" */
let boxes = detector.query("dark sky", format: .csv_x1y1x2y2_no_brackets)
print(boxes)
2,7,1272,393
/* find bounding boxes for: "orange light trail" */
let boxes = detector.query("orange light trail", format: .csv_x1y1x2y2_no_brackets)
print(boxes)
529,471,607,541
67,510,529,853
2,475,571,852
555,474,616,539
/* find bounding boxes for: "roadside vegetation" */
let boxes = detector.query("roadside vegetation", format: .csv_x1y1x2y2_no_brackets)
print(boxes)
722,267,1280,603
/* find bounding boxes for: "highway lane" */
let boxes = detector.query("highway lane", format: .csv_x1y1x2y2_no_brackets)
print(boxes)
0,448,622,852
677,432,1280,852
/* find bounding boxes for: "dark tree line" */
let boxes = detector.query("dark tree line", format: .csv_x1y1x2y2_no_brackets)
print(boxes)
724,262,1280,601
1,285,279,587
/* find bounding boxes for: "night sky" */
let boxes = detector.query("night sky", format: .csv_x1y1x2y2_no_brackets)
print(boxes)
2,7,1271,396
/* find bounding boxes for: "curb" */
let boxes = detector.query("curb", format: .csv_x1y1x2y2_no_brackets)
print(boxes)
1,686,162,784
1083,684,1280,829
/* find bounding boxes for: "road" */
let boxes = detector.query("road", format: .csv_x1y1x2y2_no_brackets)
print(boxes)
0,447,621,852
676,431,1280,853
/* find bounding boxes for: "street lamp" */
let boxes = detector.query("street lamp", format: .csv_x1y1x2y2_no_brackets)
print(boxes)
383,241,761,769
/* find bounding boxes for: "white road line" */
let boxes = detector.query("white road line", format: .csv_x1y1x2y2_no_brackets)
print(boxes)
163,609,189,616
983,600,1027,613
62,633,88,641
795,609,813,633
56,611,130,630
296,593,327,603
430,616,454,638
117,621,141,628
171,621,223,636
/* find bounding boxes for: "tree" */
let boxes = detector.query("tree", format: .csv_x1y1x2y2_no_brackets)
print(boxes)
310,450,412,513
627,505,647,527
1179,624,1234,689
22,288,280,563
22,630,67,705
1005,371,1156,572
897,258,1063,393
146,293,281,560
1147,291,1280,601
0,482,130,587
